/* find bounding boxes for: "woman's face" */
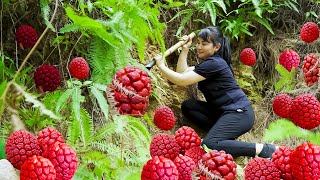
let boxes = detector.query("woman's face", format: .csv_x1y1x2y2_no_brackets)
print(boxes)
196,37,220,59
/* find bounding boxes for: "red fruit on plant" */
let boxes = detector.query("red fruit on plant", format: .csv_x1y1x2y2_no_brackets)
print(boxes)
108,66,151,116
150,133,181,160
15,25,38,49
20,155,56,180
141,156,179,180
173,155,196,180
245,157,281,180
279,49,300,72
42,142,78,180
175,126,201,151
33,64,61,92
240,48,256,66
184,146,206,165
300,22,319,43
290,94,320,129
5,130,41,170
272,94,292,118
37,127,65,153
303,54,319,86
154,106,176,130
272,146,294,180
290,142,320,180
199,150,237,180
69,57,90,80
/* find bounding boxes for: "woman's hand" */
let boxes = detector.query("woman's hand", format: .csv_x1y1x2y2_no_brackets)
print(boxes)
181,35,192,49
154,54,165,67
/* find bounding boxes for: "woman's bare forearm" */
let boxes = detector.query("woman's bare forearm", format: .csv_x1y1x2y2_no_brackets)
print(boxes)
176,48,189,73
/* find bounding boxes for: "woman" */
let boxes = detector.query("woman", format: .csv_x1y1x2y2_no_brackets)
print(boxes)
154,26,276,158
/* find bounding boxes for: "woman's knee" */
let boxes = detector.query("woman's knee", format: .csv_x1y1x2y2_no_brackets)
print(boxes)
202,138,219,150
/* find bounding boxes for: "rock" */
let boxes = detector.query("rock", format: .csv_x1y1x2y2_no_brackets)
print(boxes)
0,159,19,180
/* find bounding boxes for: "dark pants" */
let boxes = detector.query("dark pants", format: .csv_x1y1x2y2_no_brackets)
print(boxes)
181,98,256,157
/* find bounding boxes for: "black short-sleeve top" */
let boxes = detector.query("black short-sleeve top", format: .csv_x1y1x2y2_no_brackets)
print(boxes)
193,54,250,111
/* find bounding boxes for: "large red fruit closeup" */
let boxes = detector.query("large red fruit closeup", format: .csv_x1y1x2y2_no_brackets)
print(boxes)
199,150,237,180
20,155,56,180
150,133,181,160
154,106,176,130
184,146,206,165
141,156,179,180
69,57,90,80
240,48,256,66
303,54,319,86
272,146,294,180
290,142,320,180
279,49,300,72
175,126,201,151
37,127,65,153
173,155,196,180
5,130,41,170
300,22,319,43
15,25,38,49
245,157,281,180
272,94,292,118
108,66,151,116
33,64,61,92
290,93,320,129
43,142,78,180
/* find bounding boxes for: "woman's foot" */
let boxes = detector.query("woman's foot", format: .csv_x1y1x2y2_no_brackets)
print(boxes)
258,143,276,158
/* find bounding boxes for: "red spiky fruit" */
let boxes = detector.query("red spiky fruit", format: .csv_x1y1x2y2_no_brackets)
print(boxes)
37,127,65,153
141,156,179,180
240,48,256,66
199,150,237,180
175,126,201,151
290,142,320,180
245,157,281,180
15,25,38,49
154,106,176,130
5,130,41,170
279,49,300,72
42,142,78,180
300,22,319,43
150,133,181,160
184,146,206,165
303,54,319,86
108,66,151,116
290,94,320,129
20,155,56,180
69,57,90,80
272,94,292,118
272,146,294,180
173,155,196,180
33,64,61,92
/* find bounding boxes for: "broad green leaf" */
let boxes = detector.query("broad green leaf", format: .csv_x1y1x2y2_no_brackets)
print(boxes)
252,16,274,35
308,133,320,145
267,0,273,6
71,86,82,122
143,113,154,127
206,2,217,26
90,84,109,121
212,0,227,14
264,119,313,142
276,64,290,77
13,83,61,120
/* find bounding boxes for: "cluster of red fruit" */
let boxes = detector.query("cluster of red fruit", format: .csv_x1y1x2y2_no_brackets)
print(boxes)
15,25,91,92
5,128,78,180
272,93,320,130
141,126,237,180
245,142,320,180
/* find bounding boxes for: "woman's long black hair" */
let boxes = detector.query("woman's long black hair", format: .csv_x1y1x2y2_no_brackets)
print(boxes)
198,26,233,73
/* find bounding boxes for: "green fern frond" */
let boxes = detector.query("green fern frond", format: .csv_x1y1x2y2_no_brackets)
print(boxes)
79,108,94,147
40,0,55,31
127,116,151,144
59,23,82,33
55,88,73,113
67,113,81,146
90,140,111,152
88,37,132,84
41,90,64,110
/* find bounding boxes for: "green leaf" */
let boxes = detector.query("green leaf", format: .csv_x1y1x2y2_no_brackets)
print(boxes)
0,140,6,159
267,0,273,6
13,83,61,120
143,113,154,127
71,86,83,123
276,64,290,77
206,2,217,26
308,133,320,145
252,16,274,35
55,89,73,113
263,119,313,142
89,83,109,121
212,0,227,14
93,123,117,141
67,114,81,146
40,0,55,32
0,81,7,116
